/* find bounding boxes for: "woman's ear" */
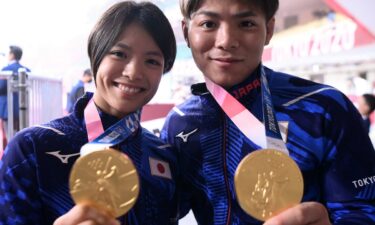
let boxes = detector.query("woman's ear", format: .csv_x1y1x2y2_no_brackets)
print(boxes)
182,20,190,48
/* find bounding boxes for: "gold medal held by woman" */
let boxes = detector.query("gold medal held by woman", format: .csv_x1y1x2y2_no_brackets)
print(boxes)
235,149,303,221
69,148,139,218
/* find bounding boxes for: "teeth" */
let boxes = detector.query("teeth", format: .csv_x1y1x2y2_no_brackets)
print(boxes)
118,84,141,94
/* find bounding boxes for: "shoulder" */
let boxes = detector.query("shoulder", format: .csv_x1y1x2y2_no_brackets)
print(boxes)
163,96,207,133
140,128,176,157
2,115,87,176
140,128,172,151
266,67,351,111
161,94,216,147
165,88,218,123
1,62,29,73
11,115,80,146
1,64,14,71
2,115,80,165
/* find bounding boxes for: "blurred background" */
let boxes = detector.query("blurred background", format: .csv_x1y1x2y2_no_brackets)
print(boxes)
0,0,374,223
1,0,374,110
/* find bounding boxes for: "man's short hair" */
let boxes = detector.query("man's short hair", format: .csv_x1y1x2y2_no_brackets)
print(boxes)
83,68,92,77
363,94,375,114
9,45,23,61
180,0,279,21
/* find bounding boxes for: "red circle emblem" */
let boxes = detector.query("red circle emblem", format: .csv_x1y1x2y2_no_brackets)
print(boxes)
157,163,165,173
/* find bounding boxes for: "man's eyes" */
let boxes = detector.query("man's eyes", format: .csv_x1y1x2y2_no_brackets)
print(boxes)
199,20,255,29
240,21,255,28
200,21,216,29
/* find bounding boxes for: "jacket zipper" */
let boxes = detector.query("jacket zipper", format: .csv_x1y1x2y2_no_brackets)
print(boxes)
223,116,231,225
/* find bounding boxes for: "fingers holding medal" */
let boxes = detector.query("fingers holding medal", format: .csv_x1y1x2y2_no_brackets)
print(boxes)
69,148,139,218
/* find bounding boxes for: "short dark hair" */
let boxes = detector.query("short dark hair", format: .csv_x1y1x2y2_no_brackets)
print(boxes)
180,0,279,21
88,1,176,80
363,94,375,114
83,68,92,77
9,45,23,61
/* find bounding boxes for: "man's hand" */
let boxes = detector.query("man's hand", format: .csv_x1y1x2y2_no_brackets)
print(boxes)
264,202,331,225
53,204,120,225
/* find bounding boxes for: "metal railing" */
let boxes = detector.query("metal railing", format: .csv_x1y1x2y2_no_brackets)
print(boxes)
0,70,63,139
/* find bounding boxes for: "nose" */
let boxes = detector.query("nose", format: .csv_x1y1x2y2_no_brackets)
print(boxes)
122,59,143,80
215,24,239,50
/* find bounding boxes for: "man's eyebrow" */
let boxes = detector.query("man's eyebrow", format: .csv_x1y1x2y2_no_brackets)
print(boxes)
193,10,257,18
233,11,257,18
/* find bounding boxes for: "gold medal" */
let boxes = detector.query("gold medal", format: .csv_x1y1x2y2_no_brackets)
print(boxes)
234,149,303,221
69,148,139,217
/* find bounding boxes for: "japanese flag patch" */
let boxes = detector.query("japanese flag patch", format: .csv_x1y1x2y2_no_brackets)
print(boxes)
149,157,172,179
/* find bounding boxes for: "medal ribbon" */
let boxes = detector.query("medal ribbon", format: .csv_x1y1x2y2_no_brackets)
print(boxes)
205,66,288,155
81,98,140,155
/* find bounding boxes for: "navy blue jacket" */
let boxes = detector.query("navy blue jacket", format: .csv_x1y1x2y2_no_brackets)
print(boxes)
161,66,375,224
0,92,179,225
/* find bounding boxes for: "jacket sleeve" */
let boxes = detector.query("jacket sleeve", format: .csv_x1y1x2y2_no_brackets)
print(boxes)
0,132,44,224
0,79,7,95
0,67,9,95
322,92,375,224
161,112,193,219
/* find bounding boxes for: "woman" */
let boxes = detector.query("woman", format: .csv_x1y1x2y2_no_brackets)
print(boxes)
161,0,375,224
0,1,177,224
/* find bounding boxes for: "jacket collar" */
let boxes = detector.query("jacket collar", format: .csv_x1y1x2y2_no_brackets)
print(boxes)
191,65,262,101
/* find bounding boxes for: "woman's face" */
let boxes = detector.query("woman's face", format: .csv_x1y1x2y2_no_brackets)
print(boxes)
93,23,165,118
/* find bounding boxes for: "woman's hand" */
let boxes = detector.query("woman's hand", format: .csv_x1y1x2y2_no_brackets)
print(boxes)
53,204,120,225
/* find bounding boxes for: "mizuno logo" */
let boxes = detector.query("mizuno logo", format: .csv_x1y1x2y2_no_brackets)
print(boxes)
176,128,198,143
46,151,80,164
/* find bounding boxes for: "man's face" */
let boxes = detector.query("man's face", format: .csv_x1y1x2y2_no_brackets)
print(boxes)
7,52,15,62
183,0,274,88
84,75,93,83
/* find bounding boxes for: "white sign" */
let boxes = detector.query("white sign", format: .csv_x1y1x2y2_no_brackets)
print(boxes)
269,20,357,62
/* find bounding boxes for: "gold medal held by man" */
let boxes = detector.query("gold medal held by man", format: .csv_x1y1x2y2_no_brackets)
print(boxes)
69,148,139,218
235,149,303,221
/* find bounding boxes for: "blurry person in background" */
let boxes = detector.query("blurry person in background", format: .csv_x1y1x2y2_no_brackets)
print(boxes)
358,93,375,133
0,45,31,132
0,1,178,224
66,68,93,113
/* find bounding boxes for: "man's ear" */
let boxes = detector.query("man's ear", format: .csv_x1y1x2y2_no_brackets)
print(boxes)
265,17,275,46
182,19,190,48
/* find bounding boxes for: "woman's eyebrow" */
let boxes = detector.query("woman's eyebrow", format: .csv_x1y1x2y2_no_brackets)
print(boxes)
115,42,163,58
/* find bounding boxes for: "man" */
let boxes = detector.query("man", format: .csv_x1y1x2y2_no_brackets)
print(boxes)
66,68,93,113
357,93,375,133
161,0,375,224
0,45,30,132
